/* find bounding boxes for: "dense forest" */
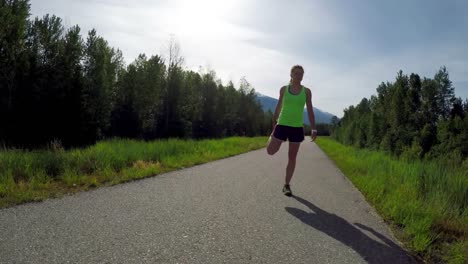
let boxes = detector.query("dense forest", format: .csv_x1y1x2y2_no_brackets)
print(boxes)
3,0,467,161
0,0,272,149
332,67,468,163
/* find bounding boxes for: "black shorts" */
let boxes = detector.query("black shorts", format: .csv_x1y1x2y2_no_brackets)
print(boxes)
272,124,304,143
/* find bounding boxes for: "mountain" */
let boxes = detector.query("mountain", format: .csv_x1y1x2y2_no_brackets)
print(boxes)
256,93,335,124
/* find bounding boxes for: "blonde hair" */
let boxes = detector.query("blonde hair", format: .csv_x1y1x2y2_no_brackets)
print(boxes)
290,65,304,83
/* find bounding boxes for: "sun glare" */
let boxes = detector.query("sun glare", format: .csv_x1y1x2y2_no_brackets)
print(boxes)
172,0,241,37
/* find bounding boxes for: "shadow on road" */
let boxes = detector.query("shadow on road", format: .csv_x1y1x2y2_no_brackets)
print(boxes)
285,195,415,264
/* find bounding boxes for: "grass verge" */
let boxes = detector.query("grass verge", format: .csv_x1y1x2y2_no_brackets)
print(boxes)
315,137,467,264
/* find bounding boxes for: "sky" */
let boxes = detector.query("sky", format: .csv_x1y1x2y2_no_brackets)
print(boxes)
30,0,468,117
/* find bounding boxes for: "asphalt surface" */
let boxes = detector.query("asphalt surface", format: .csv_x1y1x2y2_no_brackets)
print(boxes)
0,142,414,264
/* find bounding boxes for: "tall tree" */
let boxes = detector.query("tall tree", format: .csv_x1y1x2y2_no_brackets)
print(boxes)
14,14,64,146
160,36,184,137
0,0,29,143
433,66,455,120
58,25,85,146
82,29,122,143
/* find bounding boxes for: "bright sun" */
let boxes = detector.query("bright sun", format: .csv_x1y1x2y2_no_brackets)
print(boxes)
172,0,241,37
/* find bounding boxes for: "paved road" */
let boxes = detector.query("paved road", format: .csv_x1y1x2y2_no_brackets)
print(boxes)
0,143,414,263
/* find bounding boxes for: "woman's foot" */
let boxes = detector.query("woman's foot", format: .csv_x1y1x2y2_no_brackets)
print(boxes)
282,184,292,197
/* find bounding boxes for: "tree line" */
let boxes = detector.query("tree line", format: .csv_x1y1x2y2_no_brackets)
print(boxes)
0,0,272,148
332,67,468,163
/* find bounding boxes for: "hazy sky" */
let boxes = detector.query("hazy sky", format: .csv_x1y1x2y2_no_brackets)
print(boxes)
30,0,468,117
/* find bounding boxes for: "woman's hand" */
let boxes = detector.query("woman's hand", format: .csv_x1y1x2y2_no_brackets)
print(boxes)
311,129,317,142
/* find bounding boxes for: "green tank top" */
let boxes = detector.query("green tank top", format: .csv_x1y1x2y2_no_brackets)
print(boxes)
277,85,306,127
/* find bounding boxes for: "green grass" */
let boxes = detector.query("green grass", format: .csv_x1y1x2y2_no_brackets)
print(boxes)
0,137,268,208
315,137,468,264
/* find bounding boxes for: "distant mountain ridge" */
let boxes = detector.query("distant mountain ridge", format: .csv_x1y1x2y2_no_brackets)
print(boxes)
256,93,335,124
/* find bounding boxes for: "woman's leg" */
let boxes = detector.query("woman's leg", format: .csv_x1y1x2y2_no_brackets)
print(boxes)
267,125,286,155
266,135,283,155
285,142,301,184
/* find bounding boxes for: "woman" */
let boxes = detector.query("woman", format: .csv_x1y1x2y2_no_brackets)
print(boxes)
266,65,317,197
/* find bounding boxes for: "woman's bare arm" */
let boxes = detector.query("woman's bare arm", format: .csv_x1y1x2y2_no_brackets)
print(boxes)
273,86,286,128
305,88,317,140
